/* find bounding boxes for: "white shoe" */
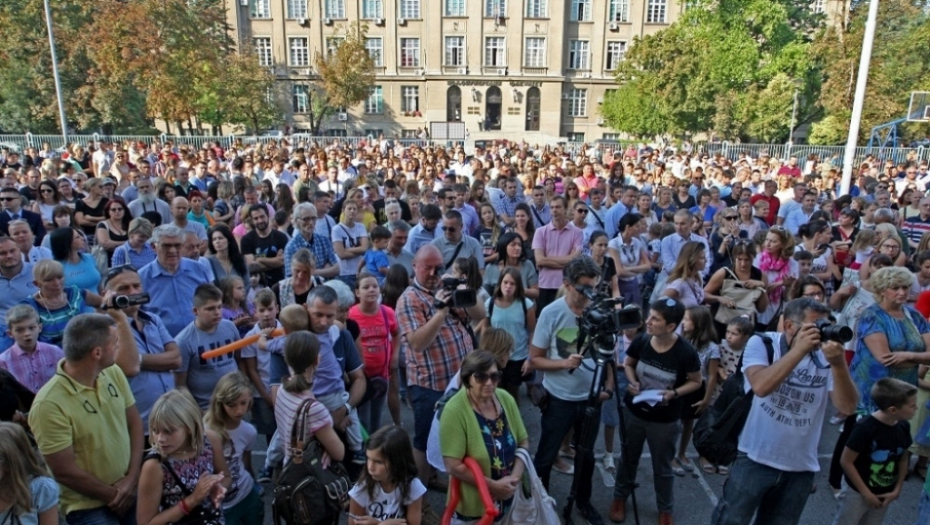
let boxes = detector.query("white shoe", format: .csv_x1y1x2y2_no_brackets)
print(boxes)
602,452,616,472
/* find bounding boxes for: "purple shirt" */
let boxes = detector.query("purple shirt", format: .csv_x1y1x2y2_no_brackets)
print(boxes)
532,221,583,289
0,342,65,394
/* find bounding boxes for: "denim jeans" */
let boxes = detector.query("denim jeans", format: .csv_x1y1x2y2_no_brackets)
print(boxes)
532,394,600,505
357,383,387,436
67,505,136,525
612,407,679,512
711,456,815,525
409,384,444,451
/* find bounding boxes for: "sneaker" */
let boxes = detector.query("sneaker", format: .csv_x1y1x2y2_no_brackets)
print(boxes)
577,502,604,525
658,511,674,525
351,449,367,465
256,466,273,484
609,498,626,523
602,453,616,473
829,414,846,425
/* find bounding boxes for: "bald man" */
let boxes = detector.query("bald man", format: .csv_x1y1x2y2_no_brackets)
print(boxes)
170,197,207,252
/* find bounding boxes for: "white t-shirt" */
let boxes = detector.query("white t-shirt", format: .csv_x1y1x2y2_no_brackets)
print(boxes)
738,332,834,473
332,222,369,277
223,421,257,509
349,478,427,521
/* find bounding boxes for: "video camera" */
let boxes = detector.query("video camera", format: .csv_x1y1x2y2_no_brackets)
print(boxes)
576,286,642,355
438,277,477,309
102,293,150,310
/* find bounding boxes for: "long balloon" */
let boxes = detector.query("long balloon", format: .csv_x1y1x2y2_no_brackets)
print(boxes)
200,328,285,359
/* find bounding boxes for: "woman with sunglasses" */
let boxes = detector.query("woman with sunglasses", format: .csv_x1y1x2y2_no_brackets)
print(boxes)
708,208,748,275
31,180,62,232
95,198,132,265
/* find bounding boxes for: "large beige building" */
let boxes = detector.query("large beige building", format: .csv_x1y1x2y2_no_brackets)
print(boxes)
223,0,844,142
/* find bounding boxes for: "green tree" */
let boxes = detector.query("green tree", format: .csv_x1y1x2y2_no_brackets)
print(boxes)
224,48,286,133
307,22,376,134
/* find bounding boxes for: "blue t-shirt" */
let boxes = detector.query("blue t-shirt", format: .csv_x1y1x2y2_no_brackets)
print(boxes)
364,249,390,285
62,253,101,292
485,297,533,361
0,476,59,525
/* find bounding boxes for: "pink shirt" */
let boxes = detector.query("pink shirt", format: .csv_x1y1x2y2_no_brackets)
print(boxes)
0,342,65,394
532,222,583,289
347,305,398,379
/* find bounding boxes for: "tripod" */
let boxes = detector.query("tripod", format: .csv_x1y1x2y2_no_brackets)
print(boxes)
562,328,641,525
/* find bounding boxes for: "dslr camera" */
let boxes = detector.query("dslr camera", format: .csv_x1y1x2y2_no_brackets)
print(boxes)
815,318,852,343
437,277,477,309
108,293,151,310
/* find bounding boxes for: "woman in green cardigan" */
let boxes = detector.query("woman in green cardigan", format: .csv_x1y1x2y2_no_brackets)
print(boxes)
440,350,530,523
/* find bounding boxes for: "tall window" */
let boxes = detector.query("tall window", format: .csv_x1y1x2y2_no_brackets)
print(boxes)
811,0,825,13
445,36,465,66
568,40,589,70
606,41,627,70
566,89,587,117
286,0,307,18
524,37,546,67
293,85,309,113
324,0,345,18
326,37,345,57
485,0,505,17
525,0,546,17
608,0,629,22
400,38,420,67
250,0,271,18
646,0,666,23
400,0,420,18
362,0,383,18
365,38,383,67
445,0,466,16
402,86,420,112
484,37,505,67
254,37,273,66
570,0,591,21
365,86,384,113
289,38,309,66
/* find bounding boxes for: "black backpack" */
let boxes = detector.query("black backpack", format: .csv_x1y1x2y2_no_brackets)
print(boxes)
692,333,775,466
272,400,351,525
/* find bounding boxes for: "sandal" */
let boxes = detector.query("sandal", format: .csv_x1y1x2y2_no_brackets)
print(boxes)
553,458,575,475
678,457,695,473
699,457,716,474
716,464,730,476
670,458,686,477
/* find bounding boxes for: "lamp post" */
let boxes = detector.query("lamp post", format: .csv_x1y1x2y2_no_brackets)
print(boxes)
788,80,800,158
43,0,68,145
841,0,881,195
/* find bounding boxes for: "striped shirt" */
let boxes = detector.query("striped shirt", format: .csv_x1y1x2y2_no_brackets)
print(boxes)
0,341,64,394
274,388,332,463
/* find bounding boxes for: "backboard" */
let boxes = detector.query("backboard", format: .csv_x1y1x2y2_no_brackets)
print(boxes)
907,91,930,122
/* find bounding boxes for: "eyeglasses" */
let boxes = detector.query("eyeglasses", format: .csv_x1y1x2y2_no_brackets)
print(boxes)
473,371,502,384
723,215,737,220
297,216,317,223
442,226,458,232
41,189,54,194
576,209,589,214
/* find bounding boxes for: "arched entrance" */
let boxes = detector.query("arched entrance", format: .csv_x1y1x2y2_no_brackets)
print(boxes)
446,86,462,121
525,87,540,131
485,86,502,131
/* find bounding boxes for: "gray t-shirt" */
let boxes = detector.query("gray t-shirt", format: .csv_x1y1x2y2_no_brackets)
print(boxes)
531,297,596,402
482,260,539,295
177,319,241,409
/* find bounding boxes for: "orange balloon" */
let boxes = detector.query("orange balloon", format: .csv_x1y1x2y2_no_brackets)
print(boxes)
199,327,285,359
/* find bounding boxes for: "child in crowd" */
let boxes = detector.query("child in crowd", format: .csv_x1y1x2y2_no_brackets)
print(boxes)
0,422,59,525
247,273,264,306
204,372,262,525
849,229,876,273
677,306,720,475
364,226,392,285
348,426,425,525
601,319,644,480
453,257,489,331
481,267,536,400
240,289,282,445
0,305,64,394
832,378,915,525
219,275,255,337
348,272,399,436
138,390,231,525
793,250,814,280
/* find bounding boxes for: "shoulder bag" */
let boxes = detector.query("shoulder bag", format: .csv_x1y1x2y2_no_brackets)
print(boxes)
714,268,763,325
501,448,561,525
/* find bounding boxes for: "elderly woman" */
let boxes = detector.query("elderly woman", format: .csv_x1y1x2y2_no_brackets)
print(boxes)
49,227,101,293
272,248,322,307
111,217,156,269
440,350,528,522
20,259,102,346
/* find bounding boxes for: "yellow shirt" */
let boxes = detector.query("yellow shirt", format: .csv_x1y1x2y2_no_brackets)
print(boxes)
29,361,136,516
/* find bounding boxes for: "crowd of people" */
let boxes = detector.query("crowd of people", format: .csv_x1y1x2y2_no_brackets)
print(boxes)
1,137,930,525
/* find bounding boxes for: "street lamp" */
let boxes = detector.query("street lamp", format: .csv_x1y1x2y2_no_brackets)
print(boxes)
841,0,881,195
788,78,801,157
43,0,68,144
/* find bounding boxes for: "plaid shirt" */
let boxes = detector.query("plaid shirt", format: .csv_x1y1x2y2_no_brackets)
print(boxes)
397,280,473,392
283,232,338,278
495,194,523,220
0,342,65,394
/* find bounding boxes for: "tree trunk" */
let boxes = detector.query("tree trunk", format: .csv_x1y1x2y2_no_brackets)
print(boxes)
177,121,185,135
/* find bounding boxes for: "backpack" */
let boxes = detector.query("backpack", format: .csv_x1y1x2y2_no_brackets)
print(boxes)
272,400,351,525
692,333,775,466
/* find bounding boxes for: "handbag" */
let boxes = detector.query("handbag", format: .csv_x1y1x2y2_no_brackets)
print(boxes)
714,268,763,325
501,448,561,525
91,244,110,276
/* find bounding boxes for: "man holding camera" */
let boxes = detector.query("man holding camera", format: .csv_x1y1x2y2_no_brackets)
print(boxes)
711,298,858,525
431,210,484,272
397,245,486,487
530,256,614,525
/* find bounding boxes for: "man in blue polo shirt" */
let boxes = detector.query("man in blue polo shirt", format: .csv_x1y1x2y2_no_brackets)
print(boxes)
0,236,38,348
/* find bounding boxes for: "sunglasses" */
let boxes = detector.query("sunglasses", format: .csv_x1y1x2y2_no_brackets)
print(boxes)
723,215,737,220
473,371,502,384
0,197,18,202
105,264,136,282
576,209,589,214
442,226,458,232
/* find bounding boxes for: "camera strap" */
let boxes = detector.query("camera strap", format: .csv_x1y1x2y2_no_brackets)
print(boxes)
444,242,465,270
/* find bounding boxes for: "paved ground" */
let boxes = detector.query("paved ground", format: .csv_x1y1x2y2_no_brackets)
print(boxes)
255,393,926,525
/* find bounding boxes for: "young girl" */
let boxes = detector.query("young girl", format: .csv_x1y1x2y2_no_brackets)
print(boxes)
589,231,620,299
0,422,59,525
204,373,262,525
474,203,502,266
675,306,720,476
479,267,536,399
349,426,424,525
219,276,255,337
711,316,754,474
453,257,489,331
349,272,400,434
600,320,644,479
138,390,231,525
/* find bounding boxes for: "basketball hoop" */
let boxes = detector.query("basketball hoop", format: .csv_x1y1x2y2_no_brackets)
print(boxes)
907,91,930,122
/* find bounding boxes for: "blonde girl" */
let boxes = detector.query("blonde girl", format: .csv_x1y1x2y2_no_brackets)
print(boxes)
0,422,58,525
204,373,262,525
138,390,231,525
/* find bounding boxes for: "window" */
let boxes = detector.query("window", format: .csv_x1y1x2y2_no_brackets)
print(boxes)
568,40,589,70
324,0,345,19
567,132,585,142
400,38,420,67
567,89,587,116
402,86,420,112
289,38,309,66
525,0,546,18
445,0,466,16
293,85,309,113
647,0,666,23
365,86,384,114
484,37,505,67
485,0,505,17
603,133,622,140
608,0,629,22
362,0,383,18
326,37,345,57
445,36,465,66
250,0,271,18
400,0,420,18
365,38,383,67
570,0,591,21
606,41,626,70
524,37,546,67
286,0,307,18
254,37,273,66
811,0,824,13
363,128,384,138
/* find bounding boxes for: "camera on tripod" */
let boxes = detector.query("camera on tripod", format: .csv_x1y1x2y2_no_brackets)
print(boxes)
576,286,642,355
439,277,477,308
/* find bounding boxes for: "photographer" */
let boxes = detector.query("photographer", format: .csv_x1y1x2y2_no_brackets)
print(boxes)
529,255,614,525
711,298,858,525
397,245,485,488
